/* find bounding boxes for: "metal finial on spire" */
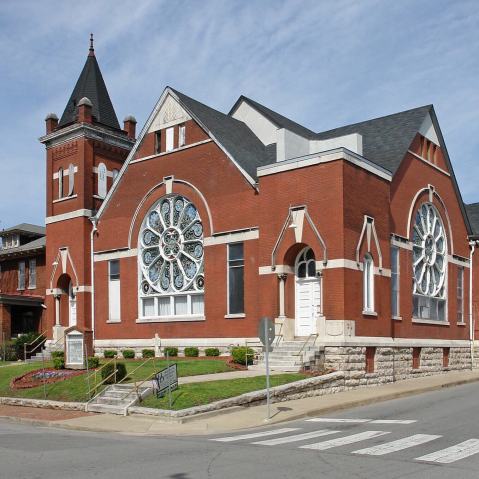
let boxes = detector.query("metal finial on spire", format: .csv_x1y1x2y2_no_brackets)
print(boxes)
89,33,94,56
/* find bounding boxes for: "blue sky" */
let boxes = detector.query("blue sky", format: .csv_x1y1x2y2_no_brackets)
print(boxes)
0,0,478,228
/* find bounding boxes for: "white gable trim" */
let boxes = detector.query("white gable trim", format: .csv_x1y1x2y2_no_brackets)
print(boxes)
96,88,257,221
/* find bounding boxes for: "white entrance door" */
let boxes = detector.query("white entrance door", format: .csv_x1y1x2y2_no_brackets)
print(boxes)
68,282,77,327
295,279,320,336
295,247,321,337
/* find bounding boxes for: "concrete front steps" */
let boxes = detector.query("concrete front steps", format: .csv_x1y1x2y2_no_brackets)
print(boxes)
252,340,322,372
86,383,153,415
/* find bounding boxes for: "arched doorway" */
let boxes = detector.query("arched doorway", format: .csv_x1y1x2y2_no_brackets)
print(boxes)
295,247,320,336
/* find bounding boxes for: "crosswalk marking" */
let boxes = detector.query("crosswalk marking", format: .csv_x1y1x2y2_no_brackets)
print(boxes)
306,418,416,425
252,429,340,446
306,418,371,424
211,427,300,442
370,420,417,425
352,434,441,456
416,439,479,464
300,430,390,451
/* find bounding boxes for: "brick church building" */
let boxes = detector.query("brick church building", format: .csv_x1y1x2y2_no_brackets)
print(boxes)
21,37,479,374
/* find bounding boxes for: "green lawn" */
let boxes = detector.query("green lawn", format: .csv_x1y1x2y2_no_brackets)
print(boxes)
0,359,236,402
141,373,308,410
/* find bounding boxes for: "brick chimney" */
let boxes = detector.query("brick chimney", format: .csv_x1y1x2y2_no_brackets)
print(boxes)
45,113,58,134
123,115,137,139
78,97,93,124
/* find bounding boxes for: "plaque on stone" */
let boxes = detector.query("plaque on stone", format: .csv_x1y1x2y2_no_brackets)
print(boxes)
66,333,84,367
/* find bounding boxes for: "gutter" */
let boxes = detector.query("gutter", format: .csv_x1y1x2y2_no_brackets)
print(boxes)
469,240,476,369
90,218,98,342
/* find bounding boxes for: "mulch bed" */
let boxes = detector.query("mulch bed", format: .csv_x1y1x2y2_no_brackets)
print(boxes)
11,369,85,390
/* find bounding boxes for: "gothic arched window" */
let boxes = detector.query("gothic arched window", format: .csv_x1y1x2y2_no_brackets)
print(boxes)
138,194,204,319
412,203,447,321
363,253,374,313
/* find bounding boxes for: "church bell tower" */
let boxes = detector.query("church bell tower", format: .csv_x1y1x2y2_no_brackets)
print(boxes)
39,35,136,357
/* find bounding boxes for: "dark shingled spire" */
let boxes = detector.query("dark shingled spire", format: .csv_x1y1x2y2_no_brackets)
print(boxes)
58,35,121,130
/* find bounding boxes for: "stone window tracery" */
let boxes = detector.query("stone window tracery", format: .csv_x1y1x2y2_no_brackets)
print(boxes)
412,203,447,321
139,194,204,319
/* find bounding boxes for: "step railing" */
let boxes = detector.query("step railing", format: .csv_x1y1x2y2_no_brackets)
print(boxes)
116,357,155,403
23,330,48,362
86,358,117,400
245,339,262,367
292,333,319,364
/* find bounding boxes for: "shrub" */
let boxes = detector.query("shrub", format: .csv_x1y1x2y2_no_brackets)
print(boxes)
101,362,127,384
53,357,65,370
142,349,155,359
87,356,100,369
231,346,254,366
13,332,45,359
122,349,135,359
184,347,199,357
163,347,178,358
204,347,220,357
51,351,64,359
103,349,117,359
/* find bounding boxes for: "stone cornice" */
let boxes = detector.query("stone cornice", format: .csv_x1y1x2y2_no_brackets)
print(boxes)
39,123,135,150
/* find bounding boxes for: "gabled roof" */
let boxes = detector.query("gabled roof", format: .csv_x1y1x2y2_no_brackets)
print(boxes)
315,105,432,175
0,236,46,259
0,223,45,237
170,89,272,180
230,95,317,139
465,203,479,237
59,44,120,131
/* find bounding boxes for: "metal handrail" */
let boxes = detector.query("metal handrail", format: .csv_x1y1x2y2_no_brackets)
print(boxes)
116,357,155,401
292,333,319,359
86,367,120,403
86,358,116,397
245,339,262,367
23,330,48,362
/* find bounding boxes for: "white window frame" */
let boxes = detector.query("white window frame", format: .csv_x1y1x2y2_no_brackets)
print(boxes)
58,167,64,198
68,163,75,196
139,292,204,321
108,259,121,322
179,124,186,147
391,246,400,318
98,162,107,199
363,253,375,314
165,127,174,152
227,242,245,316
18,261,25,290
457,266,464,324
28,258,36,289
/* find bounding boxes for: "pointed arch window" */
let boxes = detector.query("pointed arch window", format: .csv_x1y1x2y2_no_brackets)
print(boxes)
363,253,374,313
98,163,107,198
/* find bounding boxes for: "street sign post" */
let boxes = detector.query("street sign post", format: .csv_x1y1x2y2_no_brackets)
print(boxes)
258,317,275,420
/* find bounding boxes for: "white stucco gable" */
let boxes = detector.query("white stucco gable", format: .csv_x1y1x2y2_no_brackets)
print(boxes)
147,93,192,133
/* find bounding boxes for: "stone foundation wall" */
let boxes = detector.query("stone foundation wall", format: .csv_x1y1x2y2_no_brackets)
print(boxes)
324,345,474,388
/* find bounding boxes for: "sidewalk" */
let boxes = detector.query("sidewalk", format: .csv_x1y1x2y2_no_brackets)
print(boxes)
1,369,479,436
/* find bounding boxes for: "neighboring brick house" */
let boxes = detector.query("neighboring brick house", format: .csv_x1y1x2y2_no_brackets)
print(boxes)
0,224,46,340
26,37,479,375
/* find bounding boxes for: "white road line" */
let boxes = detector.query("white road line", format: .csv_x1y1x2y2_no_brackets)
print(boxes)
352,434,441,456
416,439,479,464
252,429,340,446
300,430,390,451
370,420,417,424
306,418,416,424
211,428,300,442
306,418,372,423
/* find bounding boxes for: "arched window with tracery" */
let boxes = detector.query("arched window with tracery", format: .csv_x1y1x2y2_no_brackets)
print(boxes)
412,203,447,321
296,247,316,278
138,194,204,319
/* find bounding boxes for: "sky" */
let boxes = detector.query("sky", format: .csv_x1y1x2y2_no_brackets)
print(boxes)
0,0,478,228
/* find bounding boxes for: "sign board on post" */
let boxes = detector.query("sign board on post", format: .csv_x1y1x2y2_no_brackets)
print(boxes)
65,332,84,369
155,364,178,398
258,317,275,421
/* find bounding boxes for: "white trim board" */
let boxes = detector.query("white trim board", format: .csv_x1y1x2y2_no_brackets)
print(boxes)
93,337,261,348
319,336,471,348
46,209,93,224
257,148,392,181
94,248,138,262
204,229,259,246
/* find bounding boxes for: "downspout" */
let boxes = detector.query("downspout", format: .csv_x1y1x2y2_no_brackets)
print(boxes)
469,241,475,370
90,218,98,343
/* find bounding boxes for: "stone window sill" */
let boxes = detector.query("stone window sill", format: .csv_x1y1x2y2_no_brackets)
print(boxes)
106,320,121,324
457,322,466,327
53,194,77,204
362,311,378,317
224,313,246,319
392,316,402,321
412,318,450,326
136,315,205,323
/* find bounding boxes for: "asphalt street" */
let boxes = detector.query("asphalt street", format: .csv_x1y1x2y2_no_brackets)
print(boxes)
2,381,479,479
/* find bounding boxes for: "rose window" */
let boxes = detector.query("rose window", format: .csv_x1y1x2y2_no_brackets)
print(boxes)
412,203,446,298
139,195,204,319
